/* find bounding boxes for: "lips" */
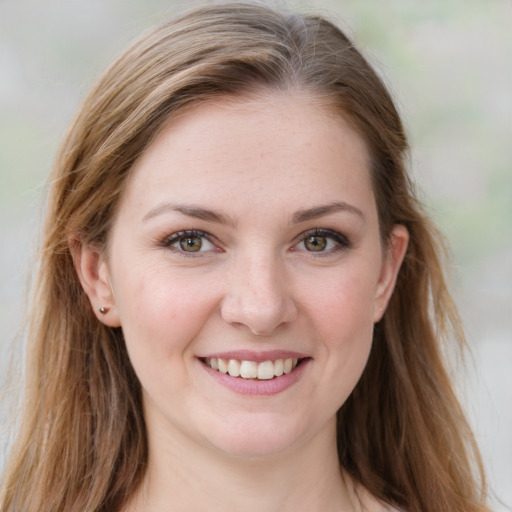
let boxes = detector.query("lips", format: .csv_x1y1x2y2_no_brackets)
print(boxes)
198,351,310,396
203,357,300,380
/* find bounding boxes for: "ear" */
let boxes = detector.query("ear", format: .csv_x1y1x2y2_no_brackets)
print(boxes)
70,239,121,327
373,224,409,323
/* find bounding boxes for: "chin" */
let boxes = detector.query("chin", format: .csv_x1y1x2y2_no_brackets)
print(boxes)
200,413,323,460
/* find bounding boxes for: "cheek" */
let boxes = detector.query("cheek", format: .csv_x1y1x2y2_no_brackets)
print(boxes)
114,263,221,357
114,267,223,402
305,264,378,336
299,262,378,386
316,288,374,370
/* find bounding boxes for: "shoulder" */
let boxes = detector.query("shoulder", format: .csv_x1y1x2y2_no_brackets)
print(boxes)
354,488,404,512
342,471,405,512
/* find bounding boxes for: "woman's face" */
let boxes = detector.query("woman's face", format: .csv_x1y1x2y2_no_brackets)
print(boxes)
90,92,407,459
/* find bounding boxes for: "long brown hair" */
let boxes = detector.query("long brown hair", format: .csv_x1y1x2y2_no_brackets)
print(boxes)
0,3,490,511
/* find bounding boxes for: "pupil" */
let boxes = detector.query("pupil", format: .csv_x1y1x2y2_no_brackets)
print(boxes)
180,236,202,252
305,236,326,251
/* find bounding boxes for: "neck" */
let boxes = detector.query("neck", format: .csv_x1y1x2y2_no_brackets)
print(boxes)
123,418,358,512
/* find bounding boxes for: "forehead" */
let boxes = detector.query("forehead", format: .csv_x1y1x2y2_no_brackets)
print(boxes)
120,92,375,221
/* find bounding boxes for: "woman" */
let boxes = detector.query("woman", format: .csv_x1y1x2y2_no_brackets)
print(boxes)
0,2,491,511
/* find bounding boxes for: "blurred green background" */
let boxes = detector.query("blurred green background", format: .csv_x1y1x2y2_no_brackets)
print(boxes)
1,0,510,508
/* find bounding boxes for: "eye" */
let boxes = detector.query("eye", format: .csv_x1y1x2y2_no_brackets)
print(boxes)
303,235,330,252
161,230,218,254
178,235,205,252
294,229,351,254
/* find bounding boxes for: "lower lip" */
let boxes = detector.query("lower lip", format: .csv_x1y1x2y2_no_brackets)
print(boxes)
199,358,311,396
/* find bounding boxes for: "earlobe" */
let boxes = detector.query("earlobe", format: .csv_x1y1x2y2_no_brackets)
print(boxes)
70,239,121,327
373,224,409,323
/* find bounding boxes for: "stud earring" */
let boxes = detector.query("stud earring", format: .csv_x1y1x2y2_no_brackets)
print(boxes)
99,307,109,314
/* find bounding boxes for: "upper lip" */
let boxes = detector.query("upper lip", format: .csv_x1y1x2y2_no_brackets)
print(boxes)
197,350,309,363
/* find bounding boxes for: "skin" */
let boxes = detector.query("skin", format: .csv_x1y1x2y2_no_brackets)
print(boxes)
75,91,408,512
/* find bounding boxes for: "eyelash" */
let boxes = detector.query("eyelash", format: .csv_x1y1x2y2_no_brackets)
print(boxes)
158,228,351,256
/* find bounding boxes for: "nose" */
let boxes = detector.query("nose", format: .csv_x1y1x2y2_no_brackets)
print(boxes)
220,253,298,336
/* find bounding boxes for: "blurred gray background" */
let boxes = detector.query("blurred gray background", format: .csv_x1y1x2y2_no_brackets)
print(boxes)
1,0,510,509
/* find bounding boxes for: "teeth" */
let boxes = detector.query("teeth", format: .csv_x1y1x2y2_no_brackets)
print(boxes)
257,360,275,380
284,358,297,374
205,357,300,380
227,359,240,377
240,360,258,379
218,358,228,374
274,359,284,376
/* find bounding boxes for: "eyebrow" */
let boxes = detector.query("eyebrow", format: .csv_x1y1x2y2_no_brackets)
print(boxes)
142,202,237,227
291,202,365,224
142,200,364,226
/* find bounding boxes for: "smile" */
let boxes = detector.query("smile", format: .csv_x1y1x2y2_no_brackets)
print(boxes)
203,357,301,380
